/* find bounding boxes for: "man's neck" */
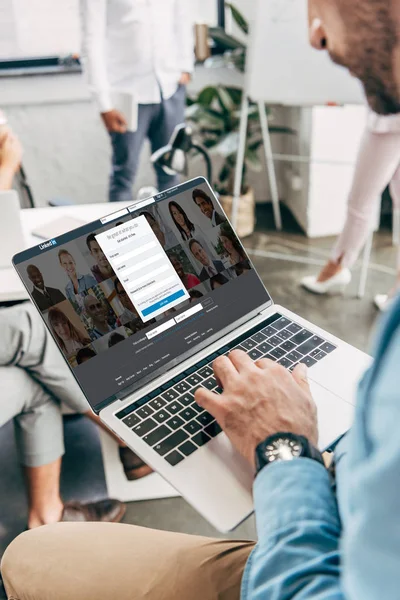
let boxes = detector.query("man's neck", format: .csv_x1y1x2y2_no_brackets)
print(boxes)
34,284,46,294
99,264,112,277
93,320,109,333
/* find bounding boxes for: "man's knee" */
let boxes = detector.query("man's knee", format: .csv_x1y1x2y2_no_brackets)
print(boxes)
1,528,44,599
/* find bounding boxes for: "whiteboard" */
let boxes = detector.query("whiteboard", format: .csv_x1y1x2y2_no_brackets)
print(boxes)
0,0,80,60
246,0,365,106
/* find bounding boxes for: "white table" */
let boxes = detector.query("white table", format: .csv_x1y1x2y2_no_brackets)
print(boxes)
0,202,133,302
1,202,179,502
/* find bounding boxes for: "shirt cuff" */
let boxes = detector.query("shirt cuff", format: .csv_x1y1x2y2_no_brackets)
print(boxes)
0,189,18,200
254,458,340,543
93,90,113,114
179,55,195,73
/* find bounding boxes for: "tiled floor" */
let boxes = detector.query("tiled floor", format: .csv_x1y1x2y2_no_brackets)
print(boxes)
1,204,397,568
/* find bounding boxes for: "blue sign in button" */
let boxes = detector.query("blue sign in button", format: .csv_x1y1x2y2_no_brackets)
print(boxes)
142,289,186,317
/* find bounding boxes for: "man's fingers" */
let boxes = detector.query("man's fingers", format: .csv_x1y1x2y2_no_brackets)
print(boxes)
228,349,254,371
195,387,225,422
255,357,276,370
292,363,311,393
212,355,238,386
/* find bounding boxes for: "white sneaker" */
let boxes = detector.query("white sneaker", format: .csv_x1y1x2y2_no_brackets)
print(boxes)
374,294,391,312
300,268,352,295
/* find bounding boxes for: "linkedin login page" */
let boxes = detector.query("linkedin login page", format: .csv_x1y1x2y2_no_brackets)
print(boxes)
14,179,270,411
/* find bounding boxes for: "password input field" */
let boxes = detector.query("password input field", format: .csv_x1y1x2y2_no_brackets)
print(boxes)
174,303,203,323
133,275,176,300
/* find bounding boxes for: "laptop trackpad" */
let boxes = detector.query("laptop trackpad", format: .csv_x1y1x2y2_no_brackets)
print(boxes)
309,380,355,451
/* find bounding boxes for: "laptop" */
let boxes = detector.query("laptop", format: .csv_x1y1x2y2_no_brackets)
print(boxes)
12,177,371,532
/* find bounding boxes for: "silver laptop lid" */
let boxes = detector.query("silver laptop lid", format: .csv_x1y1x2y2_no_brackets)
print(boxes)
13,177,272,413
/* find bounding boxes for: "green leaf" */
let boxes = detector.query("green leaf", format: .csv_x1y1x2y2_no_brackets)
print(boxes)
197,86,218,107
203,107,225,119
216,86,235,114
197,115,225,131
210,131,239,157
268,126,296,134
223,86,243,106
226,3,249,34
219,161,233,183
203,138,220,149
232,104,259,119
245,149,263,172
185,103,202,119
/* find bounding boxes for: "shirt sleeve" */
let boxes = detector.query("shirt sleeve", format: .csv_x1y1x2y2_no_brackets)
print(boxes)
242,459,344,600
174,0,195,74
80,0,112,113
341,324,400,599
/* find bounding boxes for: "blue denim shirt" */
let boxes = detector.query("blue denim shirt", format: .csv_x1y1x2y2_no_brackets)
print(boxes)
242,295,400,599
65,273,98,301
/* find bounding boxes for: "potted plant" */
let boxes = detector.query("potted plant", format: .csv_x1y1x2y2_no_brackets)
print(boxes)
186,3,293,237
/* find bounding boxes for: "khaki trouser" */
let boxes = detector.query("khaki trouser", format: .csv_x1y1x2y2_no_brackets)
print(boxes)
2,522,255,600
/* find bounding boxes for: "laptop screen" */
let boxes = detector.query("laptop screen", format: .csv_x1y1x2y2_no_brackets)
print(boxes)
13,178,271,412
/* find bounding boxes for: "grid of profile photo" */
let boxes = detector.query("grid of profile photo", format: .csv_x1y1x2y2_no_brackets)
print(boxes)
19,217,157,368
20,184,252,369
157,183,253,296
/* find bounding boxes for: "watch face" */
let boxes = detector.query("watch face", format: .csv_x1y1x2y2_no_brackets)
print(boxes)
265,437,302,462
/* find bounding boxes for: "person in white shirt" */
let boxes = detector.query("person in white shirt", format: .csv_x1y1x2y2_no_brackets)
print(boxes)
80,0,194,202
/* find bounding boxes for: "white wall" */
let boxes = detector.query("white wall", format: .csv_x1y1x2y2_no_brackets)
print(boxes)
1,0,366,237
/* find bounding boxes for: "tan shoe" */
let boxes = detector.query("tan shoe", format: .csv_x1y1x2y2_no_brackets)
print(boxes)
119,446,153,480
61,498,126,523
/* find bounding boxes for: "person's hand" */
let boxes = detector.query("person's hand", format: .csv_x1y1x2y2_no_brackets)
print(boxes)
0,130,22,174
317,259,343,283
195,350,318,469
0,130,23,190
101,109,128,134
178,72,191,85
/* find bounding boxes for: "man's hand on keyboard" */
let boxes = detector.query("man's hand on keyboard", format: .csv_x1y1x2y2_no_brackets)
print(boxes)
195,349,318,469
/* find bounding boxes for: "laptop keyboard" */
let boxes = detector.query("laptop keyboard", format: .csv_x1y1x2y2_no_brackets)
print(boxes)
116,314,336,467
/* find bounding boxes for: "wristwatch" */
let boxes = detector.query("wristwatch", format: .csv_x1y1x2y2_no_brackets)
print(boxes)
255,432,325,474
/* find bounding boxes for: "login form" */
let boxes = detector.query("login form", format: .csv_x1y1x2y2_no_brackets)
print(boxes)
96,215,189,322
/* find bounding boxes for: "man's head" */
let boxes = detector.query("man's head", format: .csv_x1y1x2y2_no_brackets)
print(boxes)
108,332,125,347
86,234,109,269
27,264,44,289
308,0,400,115
192,189,214,219
84,294,107,323
76,346,97,364
189,239,211,266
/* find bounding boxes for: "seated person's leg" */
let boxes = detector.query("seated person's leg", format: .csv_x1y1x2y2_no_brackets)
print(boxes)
1,522,255,600
0,303,152,480
0,302,89,412
0,365,124,528
0,364,65,528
